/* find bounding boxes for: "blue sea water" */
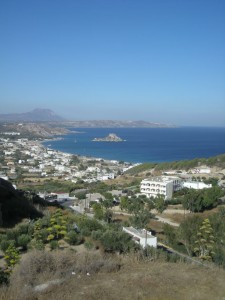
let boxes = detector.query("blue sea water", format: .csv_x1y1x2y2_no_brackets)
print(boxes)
42,127,225,163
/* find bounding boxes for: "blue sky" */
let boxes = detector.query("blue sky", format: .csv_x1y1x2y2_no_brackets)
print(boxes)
0,0,225,126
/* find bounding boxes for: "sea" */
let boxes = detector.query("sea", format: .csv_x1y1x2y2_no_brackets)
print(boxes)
42,127,225,164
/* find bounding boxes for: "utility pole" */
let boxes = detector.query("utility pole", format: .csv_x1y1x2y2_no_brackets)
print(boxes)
145,228,147,248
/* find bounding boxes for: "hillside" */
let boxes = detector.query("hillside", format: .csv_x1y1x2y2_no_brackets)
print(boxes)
0,179,42,226
1,250,225,300
125,153,225,175
0,122,69,138
0,109,65,122
39,262,225,300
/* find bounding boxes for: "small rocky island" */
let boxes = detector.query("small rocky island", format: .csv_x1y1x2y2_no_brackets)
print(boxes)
92,133,124,142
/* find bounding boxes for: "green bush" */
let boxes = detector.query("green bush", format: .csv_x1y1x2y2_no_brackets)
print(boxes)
66,231,79,245
29,239,45,250
17,223,30,235
91,230,103,240
37,228,49,243
78,217,103,237
6,229,19,241
4,244,20,268
17,234,31,250
100,230,136,253
0,239,16,252
49,240,59,250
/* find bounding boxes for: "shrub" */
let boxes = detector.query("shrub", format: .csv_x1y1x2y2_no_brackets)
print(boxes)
17,234,31,250
91,230,103,240
29,239,45,250
17,223,30,235
100,230,136,253
66,231,79,245
49,240,59,250
4,244,20,268
6,229,19,242
0,239,16,252
78,217,103,237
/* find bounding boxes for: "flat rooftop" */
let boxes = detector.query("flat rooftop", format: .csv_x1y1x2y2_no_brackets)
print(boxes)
123,227,155,239
142,176,180,183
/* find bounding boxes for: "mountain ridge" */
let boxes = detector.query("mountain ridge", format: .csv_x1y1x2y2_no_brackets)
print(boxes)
0,108,65,122
0,109,175,127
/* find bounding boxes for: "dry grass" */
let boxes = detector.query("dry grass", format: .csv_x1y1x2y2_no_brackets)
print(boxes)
163,212,186,224
1,249,225,300
0,250,121,300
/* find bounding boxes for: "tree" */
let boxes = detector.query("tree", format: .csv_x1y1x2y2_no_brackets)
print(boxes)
145,198,155,211
92,203,104,220
208,208,225,267
194,218,215,261
182,189,201,212
100,230,135,253
163,224,177,246
120,196,129,211
129,209,153,229
179,215,202,255
75,192,87,200
102,198,114,209
182,187,223,213
153,195,167,213
104,209,113,223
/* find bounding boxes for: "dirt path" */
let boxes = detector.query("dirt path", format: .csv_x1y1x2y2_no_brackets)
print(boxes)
155,215,179,227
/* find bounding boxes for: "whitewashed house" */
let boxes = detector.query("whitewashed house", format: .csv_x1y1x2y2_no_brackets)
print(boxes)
123,227,157,248
183,181,212,189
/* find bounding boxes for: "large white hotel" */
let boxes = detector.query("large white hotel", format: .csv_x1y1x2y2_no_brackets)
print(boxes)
140,176,182,200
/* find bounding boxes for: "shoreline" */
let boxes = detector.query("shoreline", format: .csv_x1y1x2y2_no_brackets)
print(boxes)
39,137,135,166
38,126,225,165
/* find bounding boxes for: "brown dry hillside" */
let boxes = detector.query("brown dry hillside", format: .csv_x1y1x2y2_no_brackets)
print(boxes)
35,263,225,300
1,256,225,300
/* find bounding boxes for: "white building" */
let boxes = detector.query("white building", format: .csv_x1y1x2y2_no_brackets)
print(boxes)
183,181,212,189
97,173,115,181
140,176,182,200
123,227,157,248
190,168,211,174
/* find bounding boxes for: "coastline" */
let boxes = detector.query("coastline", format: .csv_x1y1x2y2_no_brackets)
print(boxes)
39,127,225,164
39,137,133,166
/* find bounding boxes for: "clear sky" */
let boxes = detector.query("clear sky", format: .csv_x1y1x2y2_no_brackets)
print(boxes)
0,0,225,126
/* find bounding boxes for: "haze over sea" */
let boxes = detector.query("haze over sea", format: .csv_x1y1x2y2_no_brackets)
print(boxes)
43,127,225,164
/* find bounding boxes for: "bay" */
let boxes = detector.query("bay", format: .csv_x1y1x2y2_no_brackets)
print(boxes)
42,127,225,163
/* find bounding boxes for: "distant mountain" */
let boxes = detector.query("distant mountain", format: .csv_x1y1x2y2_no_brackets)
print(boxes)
0,109,175,127
0,108,65,122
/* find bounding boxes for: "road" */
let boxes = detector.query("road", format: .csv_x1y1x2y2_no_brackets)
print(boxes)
155,215,179,227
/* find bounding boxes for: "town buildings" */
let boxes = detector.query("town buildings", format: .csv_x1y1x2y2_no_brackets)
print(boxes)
0,137,130,185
